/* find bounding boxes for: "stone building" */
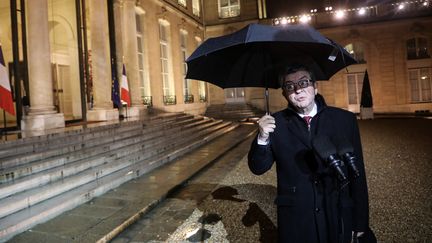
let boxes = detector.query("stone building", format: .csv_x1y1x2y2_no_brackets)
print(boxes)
0,0,431,132
201,0,432,115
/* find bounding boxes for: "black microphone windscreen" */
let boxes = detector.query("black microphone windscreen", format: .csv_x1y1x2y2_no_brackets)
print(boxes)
334,136,353,154
312,135,337,159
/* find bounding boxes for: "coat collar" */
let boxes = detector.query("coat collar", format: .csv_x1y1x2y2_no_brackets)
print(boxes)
279,94,328,147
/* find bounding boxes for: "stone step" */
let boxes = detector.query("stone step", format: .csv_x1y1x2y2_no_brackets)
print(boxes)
0,122,238,241
0,118,223,197
0,113,193,160
0,114,201,177
0,120,231,212
204,104,265,121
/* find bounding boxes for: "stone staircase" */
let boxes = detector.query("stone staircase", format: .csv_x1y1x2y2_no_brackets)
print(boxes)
0,113,238,241
205,103,265,121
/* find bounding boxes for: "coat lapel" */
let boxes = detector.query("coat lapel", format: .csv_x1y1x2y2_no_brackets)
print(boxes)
280,109,311,148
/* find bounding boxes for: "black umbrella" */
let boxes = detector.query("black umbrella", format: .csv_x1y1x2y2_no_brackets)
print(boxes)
186,23,357,113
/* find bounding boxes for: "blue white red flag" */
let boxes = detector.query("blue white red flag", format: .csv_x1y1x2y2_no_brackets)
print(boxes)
0,44,15,115
121,64,131,107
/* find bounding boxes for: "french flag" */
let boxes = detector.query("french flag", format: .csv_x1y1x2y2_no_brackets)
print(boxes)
121,64,131,107
0,44,15,116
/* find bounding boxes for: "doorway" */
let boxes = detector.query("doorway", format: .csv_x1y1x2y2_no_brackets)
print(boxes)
52,63,75,120
225,88,245,103
346,72,365,113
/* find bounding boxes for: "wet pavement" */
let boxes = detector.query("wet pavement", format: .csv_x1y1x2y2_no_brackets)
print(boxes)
113,118,432,243
8,118,432,242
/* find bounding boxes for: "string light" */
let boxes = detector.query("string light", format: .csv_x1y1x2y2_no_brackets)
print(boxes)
272,1,429,26
335,10,345,19
299,15,311,23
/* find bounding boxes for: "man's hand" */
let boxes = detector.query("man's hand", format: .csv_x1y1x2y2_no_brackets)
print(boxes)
257,115,275,143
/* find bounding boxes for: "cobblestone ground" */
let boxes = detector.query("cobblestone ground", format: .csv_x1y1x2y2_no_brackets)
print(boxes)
114,118,432,243
360,118,432,242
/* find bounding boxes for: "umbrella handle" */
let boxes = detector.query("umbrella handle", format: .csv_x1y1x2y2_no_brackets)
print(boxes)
265,88,270,115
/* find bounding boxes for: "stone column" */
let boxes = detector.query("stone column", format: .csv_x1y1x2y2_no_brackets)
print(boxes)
21,0,65,131
121,0,147,117
87,0,119,121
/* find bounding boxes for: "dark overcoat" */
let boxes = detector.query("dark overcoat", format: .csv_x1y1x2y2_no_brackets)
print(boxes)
248,94,371,243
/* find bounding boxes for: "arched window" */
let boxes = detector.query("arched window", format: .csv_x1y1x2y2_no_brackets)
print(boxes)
345,43,366,63
136,12,151,106
406,37,430,60
195,36,207,102
159,20,176,105
180,29,192,103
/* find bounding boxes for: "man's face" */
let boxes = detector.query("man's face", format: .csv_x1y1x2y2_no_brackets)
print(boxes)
282,70,317,113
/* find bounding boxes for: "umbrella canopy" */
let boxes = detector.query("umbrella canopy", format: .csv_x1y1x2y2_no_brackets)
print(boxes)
186,23,357,89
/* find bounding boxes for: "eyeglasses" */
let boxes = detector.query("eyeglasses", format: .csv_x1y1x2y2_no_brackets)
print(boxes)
282,79,314,92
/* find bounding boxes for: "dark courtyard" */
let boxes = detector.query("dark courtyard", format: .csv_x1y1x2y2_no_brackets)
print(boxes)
110,117,432,243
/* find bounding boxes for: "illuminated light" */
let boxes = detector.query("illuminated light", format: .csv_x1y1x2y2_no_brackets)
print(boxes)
280,18,288,25
421,76,428,80
423,1,429,6
398,4,405,9
299,15,311,23
325,6,333,11
274,19,280,25
335,10,345,19
358,8,366,15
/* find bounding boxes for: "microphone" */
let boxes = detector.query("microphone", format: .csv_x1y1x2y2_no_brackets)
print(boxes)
312,135,347,182
334,136,360,179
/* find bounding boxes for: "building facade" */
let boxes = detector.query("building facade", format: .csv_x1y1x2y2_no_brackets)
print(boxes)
202,0,432,114
0,0,207,131
0,0,431,132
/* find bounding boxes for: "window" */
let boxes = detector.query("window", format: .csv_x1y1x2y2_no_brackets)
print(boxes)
345,43,366,63
159,21,175,105
347,72,365,105
409,68,432,102
136,13,151,106
407,37,430,60
192,0,200,16
195,37,207,102
180,30,193,103
178,0,186,7
218,0,240,18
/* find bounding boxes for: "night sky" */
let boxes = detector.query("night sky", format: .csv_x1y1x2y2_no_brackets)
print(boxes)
265,0,396,18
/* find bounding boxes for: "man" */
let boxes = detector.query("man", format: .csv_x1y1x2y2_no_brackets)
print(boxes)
248,64,375,243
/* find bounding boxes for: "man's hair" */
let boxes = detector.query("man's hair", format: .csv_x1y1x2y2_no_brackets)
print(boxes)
278,63,316,86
